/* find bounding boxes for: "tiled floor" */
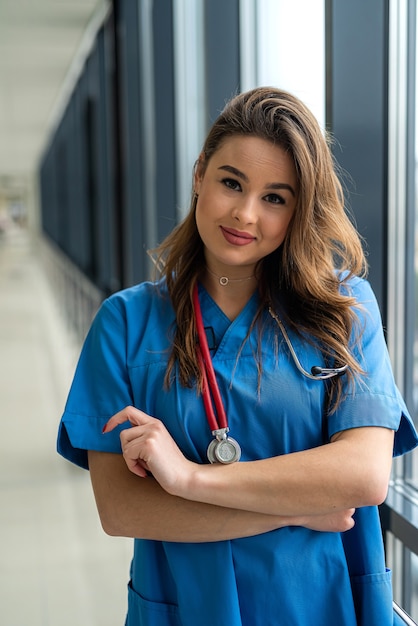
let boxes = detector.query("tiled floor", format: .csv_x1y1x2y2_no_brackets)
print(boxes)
0,226,132,626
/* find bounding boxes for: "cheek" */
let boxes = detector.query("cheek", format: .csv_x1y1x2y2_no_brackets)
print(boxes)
195,192,220,229
264,214,293,244
194,202,209,242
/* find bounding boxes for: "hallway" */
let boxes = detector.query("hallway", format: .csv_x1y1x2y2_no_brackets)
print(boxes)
0,226,131,625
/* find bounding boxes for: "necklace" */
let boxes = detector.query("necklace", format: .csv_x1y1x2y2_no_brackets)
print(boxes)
206,266,255,286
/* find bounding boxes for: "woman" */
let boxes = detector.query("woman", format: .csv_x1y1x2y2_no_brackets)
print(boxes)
58,87,418,625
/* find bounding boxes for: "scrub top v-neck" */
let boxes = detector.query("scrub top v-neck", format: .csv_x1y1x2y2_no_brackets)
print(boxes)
57,277,418,626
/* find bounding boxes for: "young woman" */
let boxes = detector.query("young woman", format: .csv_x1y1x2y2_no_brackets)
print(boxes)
58,87,418,625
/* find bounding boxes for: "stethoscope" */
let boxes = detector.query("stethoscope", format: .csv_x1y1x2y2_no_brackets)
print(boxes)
193,284,242,464
267,307,349,380
193,284,348,464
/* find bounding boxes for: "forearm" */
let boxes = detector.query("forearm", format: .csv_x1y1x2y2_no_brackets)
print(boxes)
175,428,394,517
88,451,298,542
106,408,393,520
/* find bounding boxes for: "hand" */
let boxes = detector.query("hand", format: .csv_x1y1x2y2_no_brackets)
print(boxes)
300,508,356,533
103,406,195,495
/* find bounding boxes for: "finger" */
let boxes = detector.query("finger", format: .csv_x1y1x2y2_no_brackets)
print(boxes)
102,405,150,433
125,456,149,479
121,435,152,478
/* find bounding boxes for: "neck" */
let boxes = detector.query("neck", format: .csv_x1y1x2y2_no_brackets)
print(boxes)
201,266,258,320
206,266,255,286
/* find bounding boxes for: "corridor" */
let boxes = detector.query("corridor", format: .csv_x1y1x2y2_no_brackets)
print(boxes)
0,226,131,626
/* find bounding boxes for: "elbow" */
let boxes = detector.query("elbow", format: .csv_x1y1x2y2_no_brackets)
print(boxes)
363,486,388,507
369,480,389,507
96,506,122,537
96,501,147,539
90,485,126,537
332,424,394,508
343,446,392,508
357,473,390,507
99,515,121,537
96,503,138,538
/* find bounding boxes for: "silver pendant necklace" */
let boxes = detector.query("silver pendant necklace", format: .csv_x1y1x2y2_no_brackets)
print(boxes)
206,267,255,286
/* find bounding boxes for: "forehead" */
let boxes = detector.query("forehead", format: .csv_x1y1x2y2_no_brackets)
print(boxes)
207,135,297,181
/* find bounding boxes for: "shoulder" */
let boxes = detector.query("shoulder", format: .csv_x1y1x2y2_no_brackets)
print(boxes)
87,279,174,349
100,279,172,323
337,271,372,297
106,278,169,311
337,273,381,318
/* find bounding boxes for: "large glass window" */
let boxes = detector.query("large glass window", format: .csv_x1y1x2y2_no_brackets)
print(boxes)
387,0,417,412
172,0,206,217
240,0,325,128
386,0,418,618
387,0,416,480
412,1,418,479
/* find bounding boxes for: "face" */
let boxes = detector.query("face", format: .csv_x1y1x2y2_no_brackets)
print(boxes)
194,135,297,276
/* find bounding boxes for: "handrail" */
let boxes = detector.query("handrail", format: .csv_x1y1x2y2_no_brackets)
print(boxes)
39,235,104,344
381,480,418,556
394,601,417,625
380,481,418,624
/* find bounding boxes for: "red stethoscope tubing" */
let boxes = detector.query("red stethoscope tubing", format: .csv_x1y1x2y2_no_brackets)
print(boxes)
193,284,228,431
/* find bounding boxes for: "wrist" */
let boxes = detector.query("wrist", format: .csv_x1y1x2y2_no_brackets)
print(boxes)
167,459,200,499
173,460,209,502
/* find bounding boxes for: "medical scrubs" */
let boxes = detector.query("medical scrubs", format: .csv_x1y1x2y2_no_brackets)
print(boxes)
57,277,418,626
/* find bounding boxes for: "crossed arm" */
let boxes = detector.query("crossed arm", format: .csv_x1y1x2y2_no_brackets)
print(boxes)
89,406,394,543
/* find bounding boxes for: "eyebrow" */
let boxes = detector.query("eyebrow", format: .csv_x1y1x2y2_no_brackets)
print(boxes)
218,164,296,197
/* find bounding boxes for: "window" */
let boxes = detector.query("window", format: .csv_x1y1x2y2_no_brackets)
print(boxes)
385,0,418,617
172,0,206,217
240,0,325,128
411,1,418,486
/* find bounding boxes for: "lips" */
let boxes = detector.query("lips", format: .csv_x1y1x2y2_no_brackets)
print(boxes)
220,226,256,246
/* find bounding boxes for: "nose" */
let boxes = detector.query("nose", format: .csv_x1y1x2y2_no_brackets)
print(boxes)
231,194,258,224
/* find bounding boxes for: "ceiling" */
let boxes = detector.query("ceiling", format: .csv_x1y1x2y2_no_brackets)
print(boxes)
0,0,108,194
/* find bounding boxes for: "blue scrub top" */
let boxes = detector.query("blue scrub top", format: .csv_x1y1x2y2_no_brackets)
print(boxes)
57,277,418,626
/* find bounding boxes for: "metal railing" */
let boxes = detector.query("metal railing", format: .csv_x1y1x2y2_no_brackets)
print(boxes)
39,235,104,345
394,601,417,625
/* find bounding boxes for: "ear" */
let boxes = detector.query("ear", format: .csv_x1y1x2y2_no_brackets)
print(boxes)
193,153,205,194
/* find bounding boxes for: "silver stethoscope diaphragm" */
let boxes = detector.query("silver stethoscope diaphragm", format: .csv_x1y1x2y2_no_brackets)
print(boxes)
206,428,242,464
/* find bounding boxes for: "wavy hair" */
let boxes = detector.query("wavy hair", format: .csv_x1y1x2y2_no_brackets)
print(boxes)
154,87,367,408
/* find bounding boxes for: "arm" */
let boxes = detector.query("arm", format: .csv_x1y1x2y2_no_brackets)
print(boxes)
88,450,356,542
182,426,394,516
105,407,393,518
101,406,391,529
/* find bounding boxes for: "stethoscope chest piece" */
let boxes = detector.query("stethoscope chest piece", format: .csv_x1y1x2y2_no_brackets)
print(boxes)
207,428,242,464
193,284,242,464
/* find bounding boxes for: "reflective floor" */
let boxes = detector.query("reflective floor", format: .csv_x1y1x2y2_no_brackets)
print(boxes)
0,226,132,626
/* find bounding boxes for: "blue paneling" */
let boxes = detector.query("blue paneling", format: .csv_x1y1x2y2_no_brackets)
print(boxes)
327,0,389,320
114,0,146,287
153,0,177,242
204,0,240,126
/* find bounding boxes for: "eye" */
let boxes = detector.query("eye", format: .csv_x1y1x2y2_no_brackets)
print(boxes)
222,177,242,191
264,193,285,205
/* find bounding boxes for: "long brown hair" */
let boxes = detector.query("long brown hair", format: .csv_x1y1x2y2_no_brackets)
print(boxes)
154,87,367,408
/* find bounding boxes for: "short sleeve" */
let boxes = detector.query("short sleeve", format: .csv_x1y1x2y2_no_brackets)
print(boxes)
57,297,133,469
327,278,418,458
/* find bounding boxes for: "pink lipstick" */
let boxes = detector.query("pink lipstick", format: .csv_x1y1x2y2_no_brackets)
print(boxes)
220,226,255,246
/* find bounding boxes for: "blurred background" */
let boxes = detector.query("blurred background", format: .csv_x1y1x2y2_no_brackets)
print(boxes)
0,0,418,624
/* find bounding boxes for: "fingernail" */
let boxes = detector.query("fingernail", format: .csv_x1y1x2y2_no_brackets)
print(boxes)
102,423,108,434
